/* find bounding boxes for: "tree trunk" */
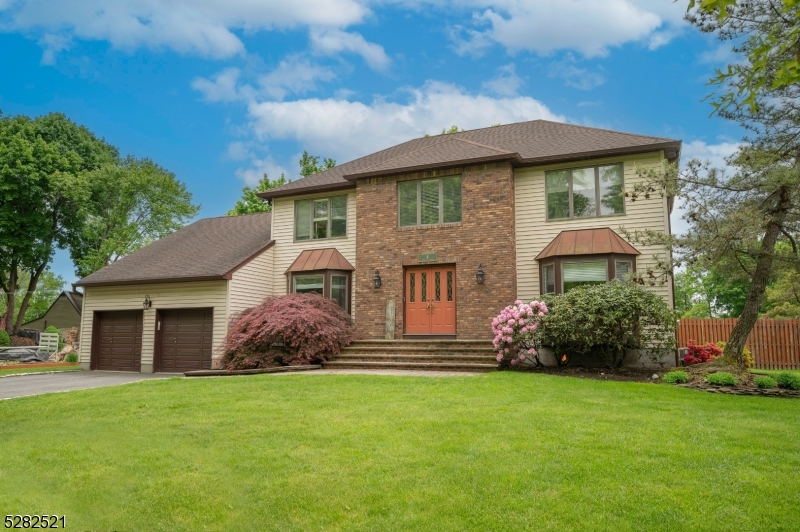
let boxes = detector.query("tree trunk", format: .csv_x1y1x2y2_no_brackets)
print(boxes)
724,186,791,364
13,262,46,332
2,265,18,334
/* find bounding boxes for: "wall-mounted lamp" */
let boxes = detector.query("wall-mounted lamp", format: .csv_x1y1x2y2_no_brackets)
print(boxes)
373,269,382,289
143,295,152,310
476,264,485,285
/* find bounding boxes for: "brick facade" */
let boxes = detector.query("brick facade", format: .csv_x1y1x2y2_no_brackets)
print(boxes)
354,162,517,340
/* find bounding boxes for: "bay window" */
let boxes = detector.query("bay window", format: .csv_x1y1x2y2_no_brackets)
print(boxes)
290,271,351,313
540,256,637,295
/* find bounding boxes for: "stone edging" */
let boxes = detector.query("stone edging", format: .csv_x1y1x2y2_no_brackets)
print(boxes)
678,383,800,398
184,365,322,377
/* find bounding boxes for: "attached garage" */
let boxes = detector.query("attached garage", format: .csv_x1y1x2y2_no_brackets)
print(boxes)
76,213,276,373
94,310,143,371
155,308,213,372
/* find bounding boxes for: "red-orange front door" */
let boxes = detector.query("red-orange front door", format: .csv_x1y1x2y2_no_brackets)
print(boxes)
404,266,456,334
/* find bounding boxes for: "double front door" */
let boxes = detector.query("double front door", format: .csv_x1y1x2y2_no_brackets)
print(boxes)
404,266,456,334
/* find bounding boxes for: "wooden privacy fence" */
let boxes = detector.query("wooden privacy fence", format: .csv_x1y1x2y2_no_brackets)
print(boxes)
677,318,800,370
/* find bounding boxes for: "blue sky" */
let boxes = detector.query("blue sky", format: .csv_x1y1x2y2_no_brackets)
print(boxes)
0,0,744,285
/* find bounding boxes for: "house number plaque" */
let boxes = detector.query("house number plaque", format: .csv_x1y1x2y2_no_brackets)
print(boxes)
418,251,437,263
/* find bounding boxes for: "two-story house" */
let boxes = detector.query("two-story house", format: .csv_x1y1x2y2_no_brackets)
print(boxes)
76,120,680,372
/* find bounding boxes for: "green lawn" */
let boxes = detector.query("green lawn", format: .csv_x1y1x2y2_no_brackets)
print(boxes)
0,365,81,376
1,373,799,531
752,369,800,379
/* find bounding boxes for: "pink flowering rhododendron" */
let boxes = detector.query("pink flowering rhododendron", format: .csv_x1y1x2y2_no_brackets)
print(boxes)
492,300,548,366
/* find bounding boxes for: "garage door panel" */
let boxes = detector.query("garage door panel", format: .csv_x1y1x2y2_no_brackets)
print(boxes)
96,311,143,372
158,308,213,372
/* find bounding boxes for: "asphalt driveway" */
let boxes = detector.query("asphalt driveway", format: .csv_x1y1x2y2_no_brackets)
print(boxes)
0,371,181,400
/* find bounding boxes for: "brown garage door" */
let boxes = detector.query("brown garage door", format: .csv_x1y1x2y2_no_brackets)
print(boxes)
157,308,213,372
96,310,143,371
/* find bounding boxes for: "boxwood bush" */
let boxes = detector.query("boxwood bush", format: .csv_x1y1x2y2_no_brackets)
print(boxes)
754,376,777,389
221,293,357,370
774,372,800,390
663,371,689,384
705,372,738,386
539,281,677,367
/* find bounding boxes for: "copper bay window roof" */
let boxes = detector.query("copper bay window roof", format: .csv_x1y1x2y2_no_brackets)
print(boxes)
285,248,355,274
535,228,640,260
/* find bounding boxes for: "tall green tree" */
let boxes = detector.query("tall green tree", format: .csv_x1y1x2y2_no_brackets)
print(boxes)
0,270,65,326
0,112,117,333
299,151,336,177
71,156,200,278
227,173,287,216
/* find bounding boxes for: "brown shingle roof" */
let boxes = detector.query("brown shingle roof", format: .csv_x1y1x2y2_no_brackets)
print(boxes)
285,248,355,274
260,120,681,200
535,228,640,260
76,213,273,287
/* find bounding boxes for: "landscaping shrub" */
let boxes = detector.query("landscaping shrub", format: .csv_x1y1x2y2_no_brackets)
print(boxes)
221,293,356,369
754,376,777,389
682,339,722,365
774,372,800,390
0,330,10,348
705,372,738,386
492,300,549,366
663,371,689,384
716,341,754,368
45,326,64,351
539,281,677,367
64,353,79,363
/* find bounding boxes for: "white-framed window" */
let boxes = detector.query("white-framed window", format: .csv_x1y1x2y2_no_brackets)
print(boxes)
545,164,625,220
295,195,347,241
398,176,462,227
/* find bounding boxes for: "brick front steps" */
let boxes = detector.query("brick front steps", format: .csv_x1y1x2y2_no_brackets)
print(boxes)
324,340,498,373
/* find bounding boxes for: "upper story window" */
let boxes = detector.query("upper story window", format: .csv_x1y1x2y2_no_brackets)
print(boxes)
398,176,462,227
295,195,347,241
546,163,624,220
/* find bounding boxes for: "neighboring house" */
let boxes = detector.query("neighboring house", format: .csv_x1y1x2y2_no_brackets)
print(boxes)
75,120,681,372
22,290,83,334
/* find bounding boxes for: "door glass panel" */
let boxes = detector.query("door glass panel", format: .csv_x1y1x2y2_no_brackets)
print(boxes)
331,275,348,310
599,164,624,216
447,271,453,301
572,168,597,218
294,275,324,295
294,199,311,240
420,179,440,225
409,273,415,302
330,195,347,237
398,181,418,227
562,261,606,292
543,264,555,294
435,272,441,301
421,272,427,302
442,176,462,223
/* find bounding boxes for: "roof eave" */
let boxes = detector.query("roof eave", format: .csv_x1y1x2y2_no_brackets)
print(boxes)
258,181,356,201
75,275,229,288
518,141,682,168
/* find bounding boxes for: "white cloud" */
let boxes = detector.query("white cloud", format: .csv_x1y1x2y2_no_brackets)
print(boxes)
244,80,564,163
447,0,686,57
235,155,290,186
309,28,390,71
548,57,605,90
1,0,370,61
191,55,336,102
37,33,70,65
681,139,742,170
481,63,523,96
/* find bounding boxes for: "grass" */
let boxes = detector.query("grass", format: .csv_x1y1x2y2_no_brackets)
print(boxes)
1,372,799,531
752,369,800,379
0,365,81,376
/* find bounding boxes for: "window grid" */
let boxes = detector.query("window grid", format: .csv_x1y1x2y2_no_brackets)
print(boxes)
545,163,624,221
294,195,348,241
398,176,462,227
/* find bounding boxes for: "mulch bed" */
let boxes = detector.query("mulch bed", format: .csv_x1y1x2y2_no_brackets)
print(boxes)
513,365,660,383
9,335,36,347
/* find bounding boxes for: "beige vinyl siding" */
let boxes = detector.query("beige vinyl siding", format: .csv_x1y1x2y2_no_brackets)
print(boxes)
229,246,274,317
514,151,674,306
23,295,81,333
78,281,229,369
272,190,357,316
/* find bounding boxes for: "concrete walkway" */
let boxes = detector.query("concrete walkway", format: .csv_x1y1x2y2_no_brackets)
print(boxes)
0,371,181,400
